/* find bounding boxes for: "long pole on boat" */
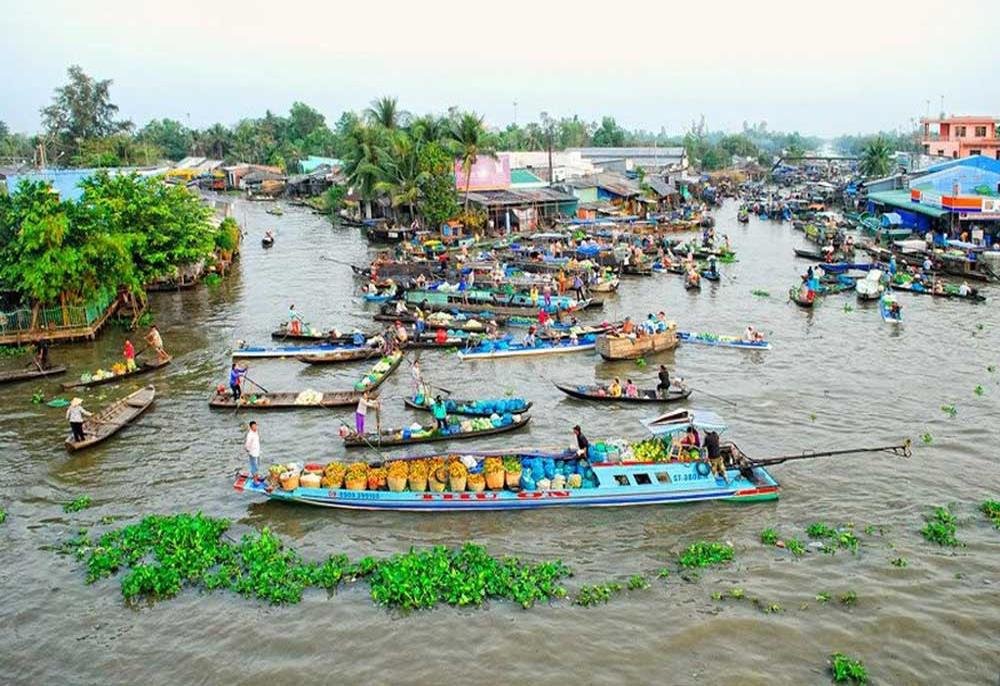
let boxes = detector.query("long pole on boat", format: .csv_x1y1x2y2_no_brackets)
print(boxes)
749,440,911,467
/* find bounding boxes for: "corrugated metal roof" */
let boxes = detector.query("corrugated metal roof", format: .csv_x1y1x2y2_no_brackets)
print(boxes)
510,168,544,185
867,190,948,218
465,187,577,208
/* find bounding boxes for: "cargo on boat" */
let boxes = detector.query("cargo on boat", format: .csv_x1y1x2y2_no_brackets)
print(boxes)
0,365,67,386
403,394,532,417
65,385,156,452
209,389,363,409
343,413,530,447
595,326,678,360
457,334,597,360
62,357,170,389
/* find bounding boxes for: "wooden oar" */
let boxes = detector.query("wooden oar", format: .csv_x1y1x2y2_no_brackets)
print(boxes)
243,375,269,394
685,384,737,407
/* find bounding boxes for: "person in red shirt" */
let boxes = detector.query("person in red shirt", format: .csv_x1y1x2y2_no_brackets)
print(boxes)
435,327,448,345
537,308,550,331
123,339,136,372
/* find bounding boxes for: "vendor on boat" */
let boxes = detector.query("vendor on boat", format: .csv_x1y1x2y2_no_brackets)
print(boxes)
66,397,92,443
229,362,248,401
410,360,423,395
609,377,623,397
704,430,727,483
244,421,261,477
624,379,639,398
958,281,972,297
656,365,672,398
537,308,550,331
393,320,409,344
434,327,449,345
620,317,635,335
123,339,136,372
523,327,538,348
431,396,449,431
573,425,590,458
745,325,764,343
355,392,380,435
145,325,169,363
287,304,305,335
33,338,51,370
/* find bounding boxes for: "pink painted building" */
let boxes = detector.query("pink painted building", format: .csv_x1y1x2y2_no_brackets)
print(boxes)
921,115,1000,160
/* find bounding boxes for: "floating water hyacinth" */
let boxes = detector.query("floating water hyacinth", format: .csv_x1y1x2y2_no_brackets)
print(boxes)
751,289,770,297
921,432,933,445
842,303,853,313
635,357,647,368
940,404,957,418
974,385,984,396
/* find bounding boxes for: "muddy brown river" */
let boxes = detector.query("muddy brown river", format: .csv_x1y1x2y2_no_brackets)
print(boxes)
1,197,998,685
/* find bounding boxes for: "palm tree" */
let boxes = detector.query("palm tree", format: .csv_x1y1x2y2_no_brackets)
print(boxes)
342,122,385,219
860,136,893,178
448,112,495,212
409,115,447,145
374,133,427,224
366,96,408,131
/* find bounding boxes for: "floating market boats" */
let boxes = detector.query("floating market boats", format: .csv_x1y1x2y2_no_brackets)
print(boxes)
677,331,771,350
855,270,885,301
343,413,531,448
234,410,912,511
0,365,67,386
457,334,598,360
270,325,373,343
352,351,404,392
880,294,903,324
62,357,171,390
789,287,815,308
403,395,532,417
295,347,380,364
209,389,363,409
233,342,373,360
554,383,691,404
65,385,156,452
595,327,678,360
889,281,986,302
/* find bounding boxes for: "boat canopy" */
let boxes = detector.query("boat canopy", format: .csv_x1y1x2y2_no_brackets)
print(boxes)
640,409,728,436
880,213,903,227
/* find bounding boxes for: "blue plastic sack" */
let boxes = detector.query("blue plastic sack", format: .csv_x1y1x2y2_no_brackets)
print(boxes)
415,394,424,405
402,428,412,439
520,473,536,491
543,458,556,479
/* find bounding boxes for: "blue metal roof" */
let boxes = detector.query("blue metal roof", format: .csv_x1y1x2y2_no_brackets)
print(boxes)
922,154,1000,175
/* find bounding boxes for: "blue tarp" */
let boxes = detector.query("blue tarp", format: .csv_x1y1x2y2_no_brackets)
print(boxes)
1,168,125,201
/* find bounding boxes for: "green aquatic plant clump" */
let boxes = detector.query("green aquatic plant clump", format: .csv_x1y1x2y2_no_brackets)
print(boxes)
980,500,1000,529
0,505,6,525
759,528,778,546
678,541,734,568
921,506,961,547
627,574,649,590
368,543,570,610
806,522,859,554
574,582,622,607
829,652,869,684
63,496,92,513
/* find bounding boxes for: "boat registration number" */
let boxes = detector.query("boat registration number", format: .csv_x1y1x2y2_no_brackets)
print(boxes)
419,491,571,501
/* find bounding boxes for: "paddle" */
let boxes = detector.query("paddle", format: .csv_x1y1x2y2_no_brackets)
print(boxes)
686,384,737,407
243,374,269,394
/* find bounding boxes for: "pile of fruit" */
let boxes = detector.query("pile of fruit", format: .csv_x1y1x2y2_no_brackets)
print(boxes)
630,437,672,463
354,350,402,391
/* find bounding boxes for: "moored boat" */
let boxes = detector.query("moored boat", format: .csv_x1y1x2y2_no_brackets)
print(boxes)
457,334,597,360
209,389,363,409
343,413,531,448
403,395,532,417
0,365,67,386
65,385,156,452
595,327,678,360
677,331,771,350
554,383,690,404
234,342,373,360
889,281,986,302
62,357,170,390
295,347,380,364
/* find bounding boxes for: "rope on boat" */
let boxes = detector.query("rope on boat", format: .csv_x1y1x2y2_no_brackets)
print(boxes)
749,439,912,467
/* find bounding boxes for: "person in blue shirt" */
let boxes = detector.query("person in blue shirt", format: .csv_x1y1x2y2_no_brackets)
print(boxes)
229,363,248,401
431,395,449,431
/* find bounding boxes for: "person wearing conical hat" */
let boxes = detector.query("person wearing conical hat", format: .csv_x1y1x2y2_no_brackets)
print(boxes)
66,398,92,443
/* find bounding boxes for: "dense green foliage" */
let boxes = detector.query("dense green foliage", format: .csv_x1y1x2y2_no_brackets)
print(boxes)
40,65,132,163
760,528,779,546
921,506,961,546
982,500,1000,529
0,505,6,525
858,136,895,178
829,653,869,684
63,495,92,513
574,582,623,606
678,541,734,568
72,514,570,609
0,172,217,310
834,130,920,157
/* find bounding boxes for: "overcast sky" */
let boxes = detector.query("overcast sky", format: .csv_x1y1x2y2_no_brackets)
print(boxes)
1,0,995,138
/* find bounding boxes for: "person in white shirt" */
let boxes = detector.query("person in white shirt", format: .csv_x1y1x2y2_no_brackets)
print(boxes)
66,398,92,442
355,393,380,435
244,421,261,476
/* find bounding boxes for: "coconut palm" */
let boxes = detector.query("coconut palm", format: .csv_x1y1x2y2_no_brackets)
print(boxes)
409,115,448,145
342,122,385,219
860,136,893,178
448,112,495,212
366,96,408,131
374,134,427,224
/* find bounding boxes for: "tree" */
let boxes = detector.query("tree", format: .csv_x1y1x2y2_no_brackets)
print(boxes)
40,65,131,160
138,119,192,160
409,115,448,145
342,122,385,219
288,102,326,141
417,142,459,229
374,133,426,223
859,136,894,178
448,112,494,212
366,96,408,130
591,116,625,147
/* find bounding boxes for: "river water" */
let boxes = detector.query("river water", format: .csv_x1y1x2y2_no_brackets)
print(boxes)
1,197,998,685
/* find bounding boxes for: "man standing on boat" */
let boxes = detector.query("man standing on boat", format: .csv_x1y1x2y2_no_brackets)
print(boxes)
33,338,50,370
573,425,590,458
355,392,380,435
704,430,727,483
657,365,671,398
66,398,92,443
123,339,137,373
145,325,168,363
244,421,261,477
229,362,248,401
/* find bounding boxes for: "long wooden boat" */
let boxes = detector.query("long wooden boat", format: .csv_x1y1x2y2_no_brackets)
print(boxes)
555,384,691,404
789,287,815,308
589,277,620,293
0,365,67,386
61,357,170,390
595,329,678,360
234,342,371,360
677,331,771,351
270,326,374,343
889,282,986,302
343,414,531,447
406,298,593,319
296,347,380,364
457,336,597,360
403,396,532,417
208,390,363,409
65,385,156,452
353,351,404,393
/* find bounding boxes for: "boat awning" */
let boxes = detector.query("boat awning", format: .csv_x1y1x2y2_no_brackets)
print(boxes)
640,409,728,436
866,190,949,218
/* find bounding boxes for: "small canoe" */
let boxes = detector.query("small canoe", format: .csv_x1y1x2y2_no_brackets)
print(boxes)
403,396,532,417
0,365,67,386
555,384,691,404
685,278,701,290
362,293,394,303
595,329,678,361
677,331,771,351
457,336,597,360
889,282,986,302
296,347,379,364
343,414,531,448
270,327,373,343
234,343,369,360
819,262,874,275
65,385,156,452
262,236,274,249
793,248,826,261
700,270,721,282
209,390,363,409
880,296,903,324
352,352,405,393
62,357,170,390
590,278,620,293
789,288,815,308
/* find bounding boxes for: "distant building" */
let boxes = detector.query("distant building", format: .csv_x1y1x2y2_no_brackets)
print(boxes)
501,150,598,182
920,116,999,160
567,147,688,175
